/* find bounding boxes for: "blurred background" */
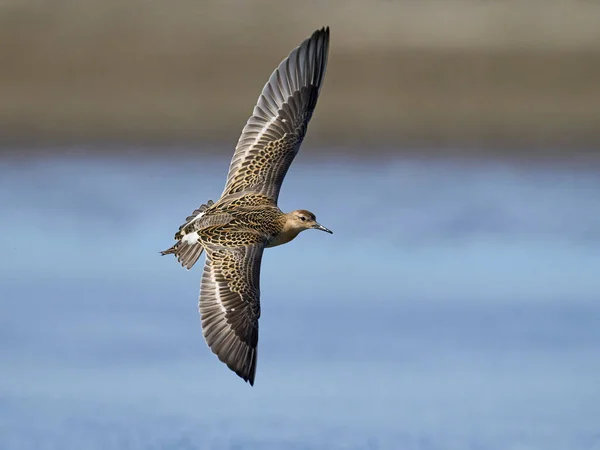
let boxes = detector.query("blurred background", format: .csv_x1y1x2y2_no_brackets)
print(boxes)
2,1,600,449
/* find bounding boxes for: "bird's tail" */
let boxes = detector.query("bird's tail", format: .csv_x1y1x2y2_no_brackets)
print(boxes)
161,240,204,270
161,199,214,270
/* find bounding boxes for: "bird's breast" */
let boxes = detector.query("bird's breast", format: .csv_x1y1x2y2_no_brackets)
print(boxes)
266,229,301,248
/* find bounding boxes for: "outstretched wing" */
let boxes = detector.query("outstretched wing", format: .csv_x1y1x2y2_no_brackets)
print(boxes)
221,27,330,202
199,240,265,385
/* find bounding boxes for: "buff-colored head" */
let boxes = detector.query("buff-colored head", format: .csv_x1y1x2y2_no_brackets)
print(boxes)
287,209,333,234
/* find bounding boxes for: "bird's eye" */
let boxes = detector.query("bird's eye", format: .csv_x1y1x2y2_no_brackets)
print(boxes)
300,216,306,221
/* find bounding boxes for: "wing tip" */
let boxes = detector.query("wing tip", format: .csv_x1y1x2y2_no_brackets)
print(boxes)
207,336,258,386
269,25,330,97
313,26,330,38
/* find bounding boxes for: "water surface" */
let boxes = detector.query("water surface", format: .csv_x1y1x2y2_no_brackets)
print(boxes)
2,152,599,449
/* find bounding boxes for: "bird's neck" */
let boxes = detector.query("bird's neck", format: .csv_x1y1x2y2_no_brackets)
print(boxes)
267,216,302,248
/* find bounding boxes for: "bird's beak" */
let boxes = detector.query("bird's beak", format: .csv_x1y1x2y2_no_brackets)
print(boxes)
313,222,333,234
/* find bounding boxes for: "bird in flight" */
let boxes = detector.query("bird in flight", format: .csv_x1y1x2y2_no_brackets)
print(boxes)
162,27,331,385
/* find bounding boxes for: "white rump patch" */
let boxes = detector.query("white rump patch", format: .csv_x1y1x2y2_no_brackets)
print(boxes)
182,232,199,245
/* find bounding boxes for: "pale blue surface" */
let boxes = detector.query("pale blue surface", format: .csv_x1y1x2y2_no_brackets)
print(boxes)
1,152,599,449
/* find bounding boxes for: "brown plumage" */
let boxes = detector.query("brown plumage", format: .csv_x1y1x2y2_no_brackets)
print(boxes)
161,27,332,385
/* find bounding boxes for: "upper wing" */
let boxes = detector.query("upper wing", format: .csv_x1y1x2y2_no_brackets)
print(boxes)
220,27,330,202
199,239,265,385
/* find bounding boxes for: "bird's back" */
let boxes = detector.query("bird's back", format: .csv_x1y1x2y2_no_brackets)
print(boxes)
205,195,285,240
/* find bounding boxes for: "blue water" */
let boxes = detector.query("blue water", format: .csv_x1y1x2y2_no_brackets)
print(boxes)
2,151,599,449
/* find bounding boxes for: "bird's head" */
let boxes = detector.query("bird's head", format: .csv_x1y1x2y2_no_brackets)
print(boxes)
287,209,333,234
